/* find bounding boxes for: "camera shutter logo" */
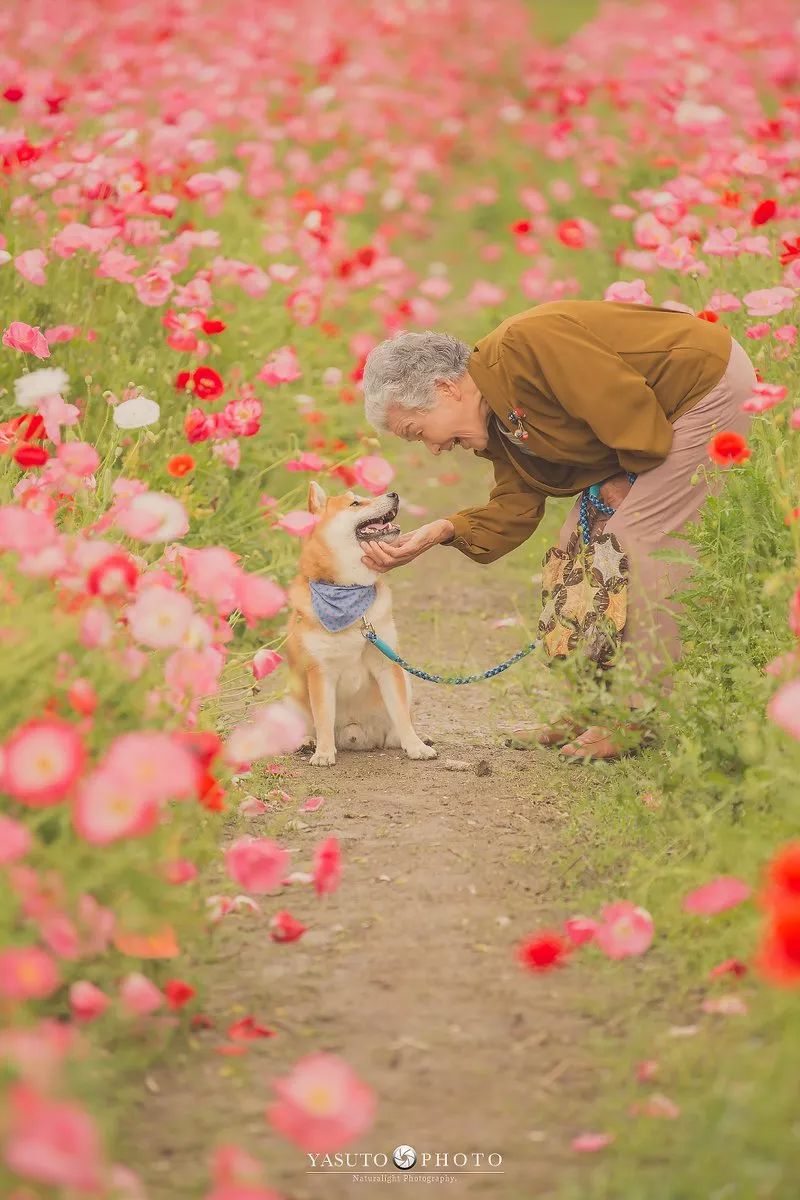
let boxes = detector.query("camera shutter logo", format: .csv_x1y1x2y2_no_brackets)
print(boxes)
392,1145,417,1170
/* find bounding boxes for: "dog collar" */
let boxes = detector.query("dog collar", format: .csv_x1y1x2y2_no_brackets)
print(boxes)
309,580,377,633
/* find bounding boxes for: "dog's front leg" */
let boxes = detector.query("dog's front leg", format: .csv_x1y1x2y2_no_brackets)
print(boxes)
373,663,436,760
307,667,337,766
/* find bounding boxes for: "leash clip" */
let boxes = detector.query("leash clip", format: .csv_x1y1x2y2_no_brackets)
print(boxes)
360,616,375,639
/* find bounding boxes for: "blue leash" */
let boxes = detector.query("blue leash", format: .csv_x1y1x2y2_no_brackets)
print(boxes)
361,474,637,686
361,619,538,685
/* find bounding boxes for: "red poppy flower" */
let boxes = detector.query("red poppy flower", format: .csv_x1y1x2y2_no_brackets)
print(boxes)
174,370,191,390
3,86,24,103
511,219,532,235
13,444,48,468
707,431,751,467
192,366,224,401
270,910,308,943
201,318,226,335
11,413,45,441
163,979,196,1009
330,464,357,487
696,310,719,322
756,908,800,987
516,931,570,972
176,730,222,769
167,454,195,477
557,219,585,248
198,770,226,811
780,236,800,267
751,199,777,226
762,843,800,909
227,1016,276,1040
86,553,139,598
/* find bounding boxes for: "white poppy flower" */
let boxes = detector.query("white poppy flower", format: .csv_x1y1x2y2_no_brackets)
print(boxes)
14,367,70,409
113,396,160,429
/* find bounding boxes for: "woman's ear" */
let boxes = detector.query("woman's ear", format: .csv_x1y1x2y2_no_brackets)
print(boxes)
307,481,327,513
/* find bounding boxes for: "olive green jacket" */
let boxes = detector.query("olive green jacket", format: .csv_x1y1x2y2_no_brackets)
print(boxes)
445,300,732,564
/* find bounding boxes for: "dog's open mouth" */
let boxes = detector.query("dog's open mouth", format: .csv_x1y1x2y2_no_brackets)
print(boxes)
355,502,400,542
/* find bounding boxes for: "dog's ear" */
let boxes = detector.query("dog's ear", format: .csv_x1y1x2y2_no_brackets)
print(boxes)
307,481,327,514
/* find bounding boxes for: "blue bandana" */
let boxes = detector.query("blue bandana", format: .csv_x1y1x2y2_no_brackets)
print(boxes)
309,580,377,633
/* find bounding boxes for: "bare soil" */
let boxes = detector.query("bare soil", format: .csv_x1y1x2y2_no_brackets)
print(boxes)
129,462,612,1200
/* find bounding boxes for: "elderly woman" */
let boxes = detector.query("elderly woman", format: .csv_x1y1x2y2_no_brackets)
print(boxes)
360,299,756,761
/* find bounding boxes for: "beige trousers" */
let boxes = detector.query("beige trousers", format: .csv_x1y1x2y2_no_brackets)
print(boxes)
557,338,757,706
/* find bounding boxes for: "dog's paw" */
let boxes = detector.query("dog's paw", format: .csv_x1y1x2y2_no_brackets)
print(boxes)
404,740,437,761
310,749,336,767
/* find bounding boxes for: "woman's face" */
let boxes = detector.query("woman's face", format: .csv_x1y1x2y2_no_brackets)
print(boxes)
386,375,490,455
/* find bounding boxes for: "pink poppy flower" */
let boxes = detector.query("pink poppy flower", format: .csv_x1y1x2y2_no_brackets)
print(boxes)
233,572,287,626
352,455,395,496
69,980,109,1021
466,280,507,306
257,345,302,385
103,732,200,802
45,325,79,345
116,491,189,543
742,286,796,317
603,279,652,305
119,972,164,1017
3,717,85,807
633,1093,681,1120
313,837,341,896
226,836,290,894
225,700,307,766
683,876,751,915
701,994,748,1016
300,795,325,812
0,1020,74,1090
266,1053,376,1152
0,946,60,1000
594,901,654,959
2,322,50,358
57,441,100,478
0,816,32,864
275,511,319,537
126,585,194,649
133,267,174,307
3,1084,104,1192
72,769,159,845
767,679,800,738
0,505,56,553
252,648,284,680
39,914,80,960
564,916,598,946
15,249,48,286
742,382,788,413
571,1132,614,1153
285,452,328,473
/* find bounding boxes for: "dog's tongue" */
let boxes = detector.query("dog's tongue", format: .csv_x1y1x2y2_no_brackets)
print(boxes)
360,520,391,533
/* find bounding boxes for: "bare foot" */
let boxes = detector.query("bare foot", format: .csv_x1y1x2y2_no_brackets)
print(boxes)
560,723,649,762
506,717,587,749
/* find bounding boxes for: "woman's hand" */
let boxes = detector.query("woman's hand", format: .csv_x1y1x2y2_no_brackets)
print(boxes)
360,519,455,573
599,471,635,510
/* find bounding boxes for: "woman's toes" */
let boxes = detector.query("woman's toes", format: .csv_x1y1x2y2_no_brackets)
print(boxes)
560,726,621,761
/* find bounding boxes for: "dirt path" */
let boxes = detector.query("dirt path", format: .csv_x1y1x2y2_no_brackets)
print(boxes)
131,462,609,1199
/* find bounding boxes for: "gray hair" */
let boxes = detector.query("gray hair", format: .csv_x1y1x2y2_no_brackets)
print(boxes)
362,330,471,431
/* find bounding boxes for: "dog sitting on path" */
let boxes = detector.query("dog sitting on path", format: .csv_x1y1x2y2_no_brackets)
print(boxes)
285,481,437,767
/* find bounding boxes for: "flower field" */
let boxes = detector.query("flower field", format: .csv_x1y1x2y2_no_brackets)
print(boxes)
2,0,800,1196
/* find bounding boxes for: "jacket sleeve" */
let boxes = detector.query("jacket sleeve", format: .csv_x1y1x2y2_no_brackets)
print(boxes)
504,315,675,474
443,452,546,565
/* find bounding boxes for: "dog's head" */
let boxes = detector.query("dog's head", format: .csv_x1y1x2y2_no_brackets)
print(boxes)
300,481,400,583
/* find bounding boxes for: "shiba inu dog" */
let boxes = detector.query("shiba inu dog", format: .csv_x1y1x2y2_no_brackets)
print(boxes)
285,481,437,767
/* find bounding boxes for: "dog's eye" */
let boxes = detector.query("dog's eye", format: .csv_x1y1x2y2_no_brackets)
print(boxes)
350,500,360,508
